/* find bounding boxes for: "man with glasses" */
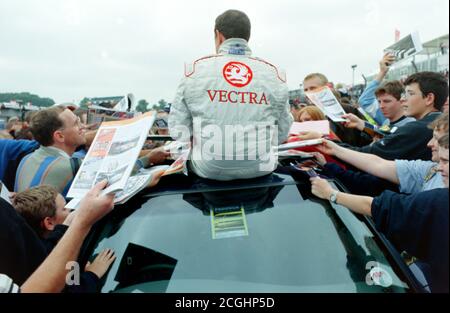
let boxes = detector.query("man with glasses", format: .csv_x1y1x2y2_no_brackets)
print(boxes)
337,72,447,161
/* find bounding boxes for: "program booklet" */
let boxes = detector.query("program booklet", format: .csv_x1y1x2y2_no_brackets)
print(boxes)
67,112,156,200
384,31,423,64
277,138,323,151
113,165,169,205
65,146,191,210
305,86,347,122
0,180,12,205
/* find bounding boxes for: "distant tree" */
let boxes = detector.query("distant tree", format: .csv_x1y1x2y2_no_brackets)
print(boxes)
158,99,167,107
136,99,149,113
0,92,55,107
150,99,167,111
79,97,90,109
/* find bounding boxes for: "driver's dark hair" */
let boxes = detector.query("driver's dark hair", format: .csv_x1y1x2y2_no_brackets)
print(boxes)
215,9,251,41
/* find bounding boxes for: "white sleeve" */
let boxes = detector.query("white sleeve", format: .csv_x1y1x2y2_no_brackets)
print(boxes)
168,77,192,143
0,274,20,293
275,84,293,144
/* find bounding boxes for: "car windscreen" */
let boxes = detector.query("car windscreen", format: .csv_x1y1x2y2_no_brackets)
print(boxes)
85,182,410,293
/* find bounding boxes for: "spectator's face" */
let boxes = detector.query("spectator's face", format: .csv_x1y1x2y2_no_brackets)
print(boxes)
303,77,324,93
437,146,449,188
7,118,19,130
53,194,70,226
13,122,23,132
427,128,447,162
299,112,313,122
402,83,432,119
59,109,86,148
304,78,326,105
377,94,404,121
443,97,449,113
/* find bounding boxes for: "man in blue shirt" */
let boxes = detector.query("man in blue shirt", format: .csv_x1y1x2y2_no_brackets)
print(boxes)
0,139,39,190
358,53,397,126
345,80,415,138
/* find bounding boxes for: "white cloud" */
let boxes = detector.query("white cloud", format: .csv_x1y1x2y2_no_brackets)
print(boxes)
0,0,448,104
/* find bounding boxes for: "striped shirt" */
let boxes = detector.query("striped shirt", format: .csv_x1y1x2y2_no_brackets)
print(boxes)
15,146,149,197
14,146,81,197
0,274,20,293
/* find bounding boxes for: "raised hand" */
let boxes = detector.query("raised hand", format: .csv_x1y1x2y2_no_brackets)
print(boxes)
342,113,364,131
85,248,116,279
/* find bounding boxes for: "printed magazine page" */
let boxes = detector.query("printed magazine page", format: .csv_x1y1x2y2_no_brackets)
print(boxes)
275,150,314,159
67,111,156,199
277,138,323,151
65,153,190,210
305,86,347,122
0,181,12,204
114,166,168,205
384,31,423,64
162,148,191,176
111,149,191,205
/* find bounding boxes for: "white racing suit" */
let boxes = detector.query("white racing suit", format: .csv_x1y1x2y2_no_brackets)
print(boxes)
169,38,293,181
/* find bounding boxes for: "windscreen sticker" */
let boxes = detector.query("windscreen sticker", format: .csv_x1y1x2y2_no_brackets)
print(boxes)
210,205,249,240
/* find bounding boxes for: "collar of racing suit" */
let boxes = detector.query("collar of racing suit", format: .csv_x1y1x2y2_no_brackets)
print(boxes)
218,38,252,56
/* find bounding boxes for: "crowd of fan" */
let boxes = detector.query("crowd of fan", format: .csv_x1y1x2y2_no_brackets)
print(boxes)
0,9,449,294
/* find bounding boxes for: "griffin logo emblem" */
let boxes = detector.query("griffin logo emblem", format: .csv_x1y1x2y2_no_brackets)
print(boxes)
223,61,253,88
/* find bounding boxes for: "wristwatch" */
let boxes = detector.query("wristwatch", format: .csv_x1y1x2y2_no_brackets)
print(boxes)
330,190,339,204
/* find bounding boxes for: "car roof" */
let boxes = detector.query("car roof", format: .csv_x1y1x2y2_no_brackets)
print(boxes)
82,168,413,293
142,169,299,198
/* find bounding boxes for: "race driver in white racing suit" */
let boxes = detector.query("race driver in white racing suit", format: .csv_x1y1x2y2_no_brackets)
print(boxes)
169,9,293,181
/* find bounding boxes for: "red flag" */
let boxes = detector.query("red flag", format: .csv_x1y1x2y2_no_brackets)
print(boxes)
395,29,400,42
